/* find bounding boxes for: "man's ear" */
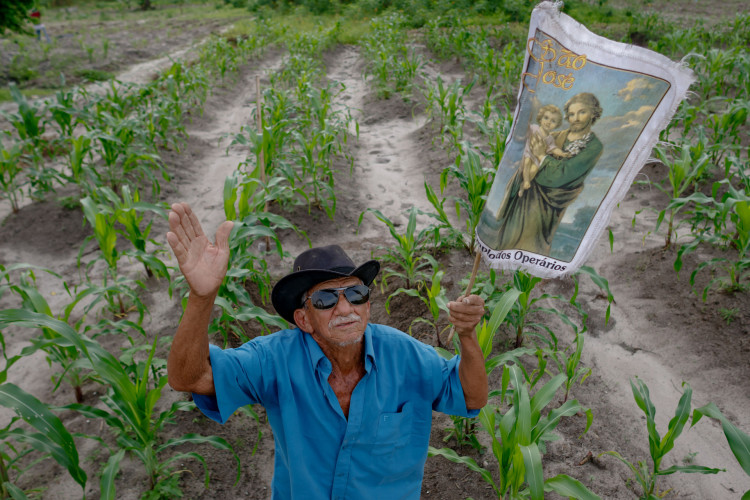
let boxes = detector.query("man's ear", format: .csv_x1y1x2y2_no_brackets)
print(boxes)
294,308,312,333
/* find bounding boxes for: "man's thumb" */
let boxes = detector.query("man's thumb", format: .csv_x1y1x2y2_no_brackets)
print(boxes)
215,221,234,250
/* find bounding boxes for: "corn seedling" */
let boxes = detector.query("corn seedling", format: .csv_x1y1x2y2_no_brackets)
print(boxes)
3,268,89,403
358,206,438,290
79,196,148,320
0,383,87,498
46,80,80,140
424,76,476,149
201,211,300,344
92,185,170,279
63,132,97,196
600,380,724,499
0,310,239,499
647,142,711,248
672,181,750,299
430,364,596,499
440,144,495,251
0,137,27,214
385,263,446,346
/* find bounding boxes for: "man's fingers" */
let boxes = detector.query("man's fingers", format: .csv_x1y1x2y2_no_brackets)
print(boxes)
448,294,485,325
166,231,187,262
173,202,198,240
168,210,192,247
185,204,206,240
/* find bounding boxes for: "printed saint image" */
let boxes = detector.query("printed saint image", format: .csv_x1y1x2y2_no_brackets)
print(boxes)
477,28,671,262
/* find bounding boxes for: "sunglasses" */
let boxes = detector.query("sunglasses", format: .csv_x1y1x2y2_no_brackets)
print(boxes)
303,284,371,310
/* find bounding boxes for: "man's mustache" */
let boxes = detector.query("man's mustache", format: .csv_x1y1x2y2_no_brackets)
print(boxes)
329,313,362,328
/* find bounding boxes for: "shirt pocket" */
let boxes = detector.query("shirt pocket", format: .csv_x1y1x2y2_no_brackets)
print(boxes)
361,402,413,446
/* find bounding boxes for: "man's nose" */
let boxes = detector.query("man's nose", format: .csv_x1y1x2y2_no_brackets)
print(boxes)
333,293,355,313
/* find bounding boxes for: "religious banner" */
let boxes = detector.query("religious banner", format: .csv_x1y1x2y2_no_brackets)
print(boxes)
475,1,695,278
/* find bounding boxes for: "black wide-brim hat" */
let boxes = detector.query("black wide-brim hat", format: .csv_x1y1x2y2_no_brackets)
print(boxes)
271,245,380,327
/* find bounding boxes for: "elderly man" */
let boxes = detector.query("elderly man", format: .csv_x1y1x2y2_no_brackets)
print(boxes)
166,202,488,499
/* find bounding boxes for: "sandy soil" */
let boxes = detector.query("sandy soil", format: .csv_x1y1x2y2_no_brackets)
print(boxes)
1,6,749,500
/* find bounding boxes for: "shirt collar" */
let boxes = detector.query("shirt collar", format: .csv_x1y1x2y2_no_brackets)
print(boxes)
300,324,377,374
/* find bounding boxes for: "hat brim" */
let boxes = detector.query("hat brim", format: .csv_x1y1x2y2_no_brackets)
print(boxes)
271,260,380,327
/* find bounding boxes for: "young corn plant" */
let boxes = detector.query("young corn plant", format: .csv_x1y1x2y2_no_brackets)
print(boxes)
0,310,88,498
424,76,476,149
430,364,597,500
0,136,27,214
46,81,81,141
79,195,147,320
0,310,239,499
600,380,724,499
198,202,300,343
92,185,171,279
0,383,87,498
358,206,437,290
4,269,88,403
675,190,750,299
646,142,711,248
440,144,495,251
385,263,446,346
436,286,531,452
63,131,97,199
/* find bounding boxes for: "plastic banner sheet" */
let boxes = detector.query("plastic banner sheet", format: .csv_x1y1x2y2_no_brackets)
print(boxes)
475,1,695,278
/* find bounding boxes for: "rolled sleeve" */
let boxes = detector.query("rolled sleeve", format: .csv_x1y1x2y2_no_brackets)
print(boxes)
192,342,267,424
431,355,480,418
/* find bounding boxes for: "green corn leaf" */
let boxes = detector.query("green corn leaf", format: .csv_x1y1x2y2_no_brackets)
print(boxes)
2,481,29,500
100,449,126,500
0,383,86,489
630,378,660,462
529,374,565,422
478,287,521,359
59,403,126,433
659,383,692,459
656,464,724,475
544,474,602,499
531,399,587,443
159,433,241,484
428,446,497,493
520,443,544,500
692,402,750,477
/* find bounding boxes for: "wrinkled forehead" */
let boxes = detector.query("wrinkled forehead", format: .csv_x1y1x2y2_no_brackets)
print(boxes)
309,276,363,294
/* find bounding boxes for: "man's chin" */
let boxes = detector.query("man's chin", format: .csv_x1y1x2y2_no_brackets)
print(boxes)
333,335,364,347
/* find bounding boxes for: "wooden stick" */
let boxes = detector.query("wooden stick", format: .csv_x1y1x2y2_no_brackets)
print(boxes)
256,75,271,252
446,251,482,343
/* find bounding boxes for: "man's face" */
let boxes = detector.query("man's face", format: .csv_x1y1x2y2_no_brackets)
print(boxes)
566,102,594,133
295,276,370,348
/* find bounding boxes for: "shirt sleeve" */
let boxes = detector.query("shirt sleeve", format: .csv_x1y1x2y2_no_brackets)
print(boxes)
431,354,480,418
192,342,271,424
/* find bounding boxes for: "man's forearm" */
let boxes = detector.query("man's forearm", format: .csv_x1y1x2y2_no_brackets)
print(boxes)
458,332,489,410
167,292,216,395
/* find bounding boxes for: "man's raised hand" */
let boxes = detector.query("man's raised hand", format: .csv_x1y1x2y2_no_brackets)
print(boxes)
166,202,234,299
447,294,486,338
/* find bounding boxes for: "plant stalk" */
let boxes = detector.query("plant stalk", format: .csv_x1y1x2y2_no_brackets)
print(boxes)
446,251,482,343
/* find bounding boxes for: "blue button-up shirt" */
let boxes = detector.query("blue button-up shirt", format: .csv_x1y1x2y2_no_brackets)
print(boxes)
193,323,478,499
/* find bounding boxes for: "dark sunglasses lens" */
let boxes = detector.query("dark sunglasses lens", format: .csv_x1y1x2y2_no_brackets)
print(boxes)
310,285,370,310
310,290,339,309
344,284,370,305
